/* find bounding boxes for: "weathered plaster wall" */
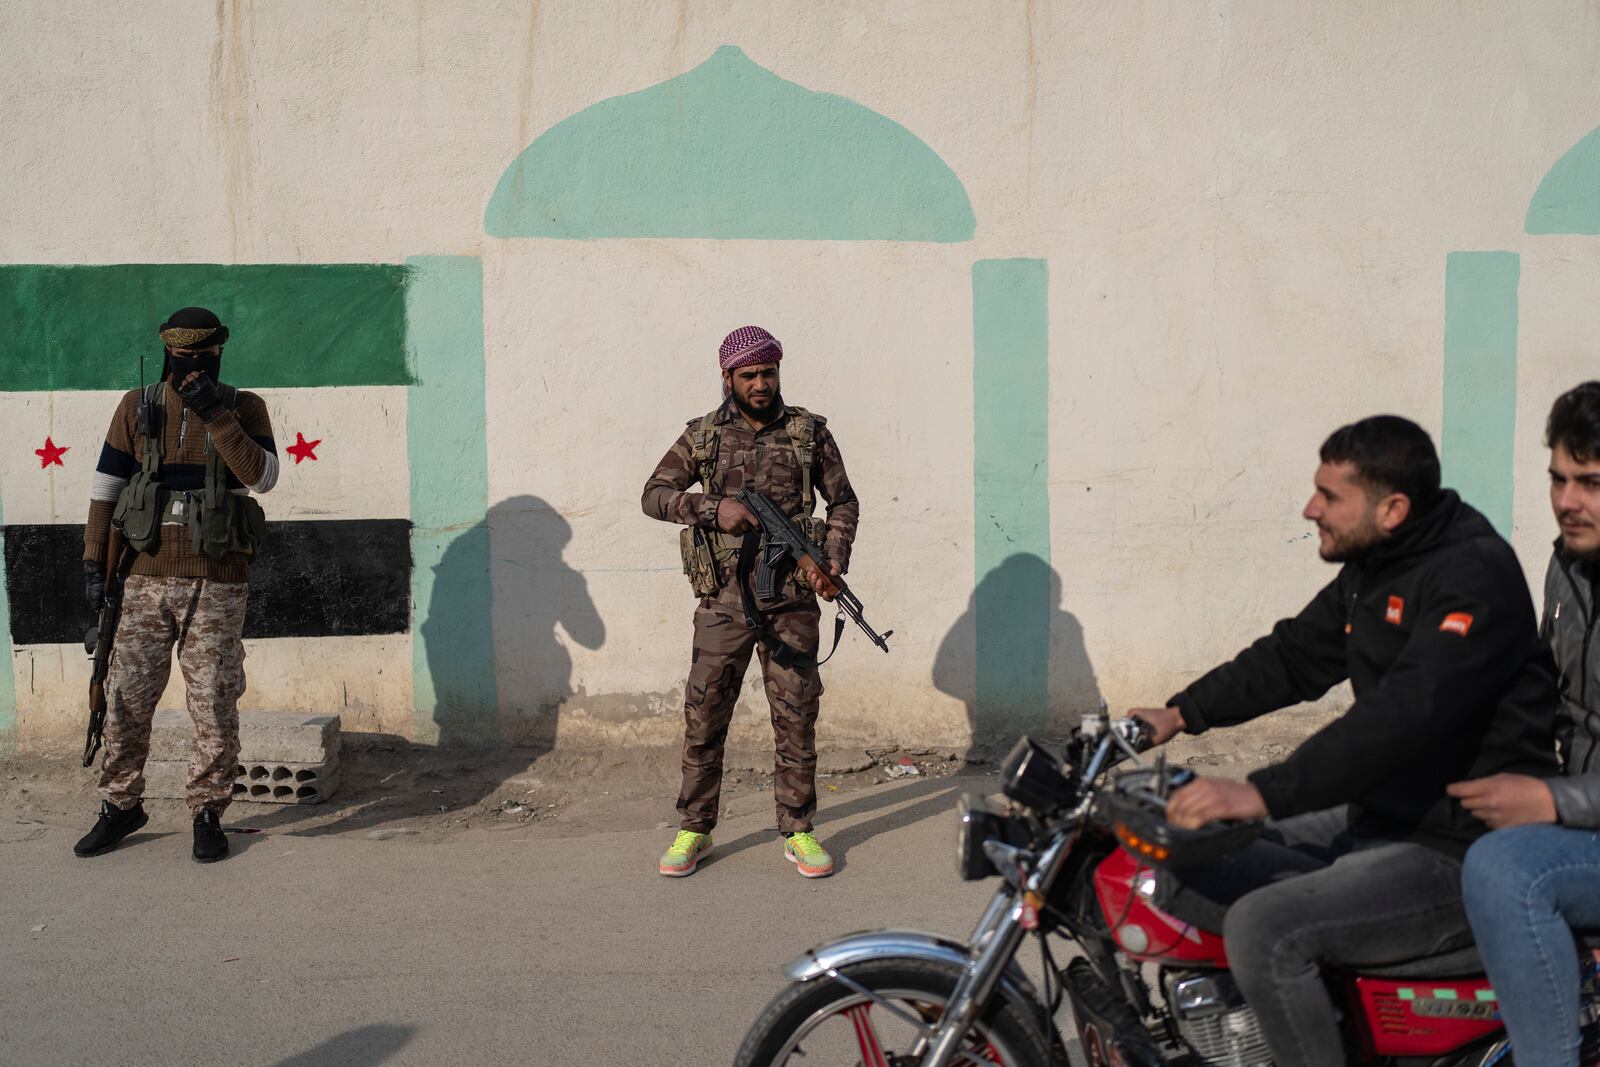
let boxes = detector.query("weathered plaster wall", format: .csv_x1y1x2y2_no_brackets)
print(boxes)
2,1,1598,754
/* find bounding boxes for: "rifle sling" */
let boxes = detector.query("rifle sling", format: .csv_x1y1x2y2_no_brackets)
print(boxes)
735,532,844,669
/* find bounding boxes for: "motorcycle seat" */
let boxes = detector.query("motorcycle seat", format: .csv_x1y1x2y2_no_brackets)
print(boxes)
1358,943,1483,980
1359,929,1600,980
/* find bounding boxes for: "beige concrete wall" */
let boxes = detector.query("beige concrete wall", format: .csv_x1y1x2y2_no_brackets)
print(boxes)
2,1,1596,751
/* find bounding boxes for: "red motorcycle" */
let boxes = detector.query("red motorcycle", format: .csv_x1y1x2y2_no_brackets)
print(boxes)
735,714,1600,1066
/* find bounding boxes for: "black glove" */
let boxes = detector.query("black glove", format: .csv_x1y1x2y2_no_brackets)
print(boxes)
175,373,228,422
84,559,106,612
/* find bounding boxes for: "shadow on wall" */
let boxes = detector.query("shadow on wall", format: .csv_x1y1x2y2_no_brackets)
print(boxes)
421,495,605,749
932,553,1102,762
268,1024,416,1067
244,497,606,837
487,495,606,745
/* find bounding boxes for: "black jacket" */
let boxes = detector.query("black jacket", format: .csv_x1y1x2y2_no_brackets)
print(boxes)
1169,491,1560,856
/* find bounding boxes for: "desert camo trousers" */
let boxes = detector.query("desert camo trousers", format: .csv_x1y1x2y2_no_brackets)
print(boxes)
98,576,249,816
677,600,823,835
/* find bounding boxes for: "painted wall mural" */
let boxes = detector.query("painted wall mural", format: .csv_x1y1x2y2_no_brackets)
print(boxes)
3,14,1597,753
1439,120,1600,537
485,46,975,242
0,258,492,744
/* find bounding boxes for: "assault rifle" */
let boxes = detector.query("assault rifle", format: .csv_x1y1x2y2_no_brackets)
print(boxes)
83,530,136,767
735,488,892,656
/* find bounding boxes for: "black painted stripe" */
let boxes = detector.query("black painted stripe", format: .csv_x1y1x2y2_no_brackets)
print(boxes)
4,519,412,644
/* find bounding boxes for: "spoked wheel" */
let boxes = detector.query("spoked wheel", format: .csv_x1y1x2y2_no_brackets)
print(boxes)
735,958,1053,1067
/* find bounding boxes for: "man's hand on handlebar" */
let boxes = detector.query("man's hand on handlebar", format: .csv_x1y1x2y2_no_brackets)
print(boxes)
1126,706,1186,746
1167,779,1268,830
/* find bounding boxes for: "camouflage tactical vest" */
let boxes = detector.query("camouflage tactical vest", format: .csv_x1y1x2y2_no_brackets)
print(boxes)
678,406,823,597
111,382,267,559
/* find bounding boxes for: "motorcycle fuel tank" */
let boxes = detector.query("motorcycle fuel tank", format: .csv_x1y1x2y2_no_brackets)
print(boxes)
1091,849,1228,967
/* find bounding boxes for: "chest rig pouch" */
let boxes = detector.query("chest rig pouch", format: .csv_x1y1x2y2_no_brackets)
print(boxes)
111,383,267,559
677,407,825,598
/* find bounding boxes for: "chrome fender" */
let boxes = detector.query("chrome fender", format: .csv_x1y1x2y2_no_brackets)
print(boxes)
782,929,1043,1008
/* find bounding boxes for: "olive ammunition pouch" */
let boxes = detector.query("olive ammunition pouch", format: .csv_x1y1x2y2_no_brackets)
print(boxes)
678,406,825,598
680,526,723,598
111,382,265,560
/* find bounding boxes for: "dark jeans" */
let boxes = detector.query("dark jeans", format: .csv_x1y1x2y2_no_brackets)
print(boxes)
1160,806,1473,1067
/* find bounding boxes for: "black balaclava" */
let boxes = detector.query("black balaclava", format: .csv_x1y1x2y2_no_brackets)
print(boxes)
157,306,229,382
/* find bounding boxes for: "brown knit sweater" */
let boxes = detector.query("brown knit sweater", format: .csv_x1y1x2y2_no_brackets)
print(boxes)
83,382,278,581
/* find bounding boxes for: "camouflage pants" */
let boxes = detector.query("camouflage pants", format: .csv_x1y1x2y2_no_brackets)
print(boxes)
678,600,823,834
99,576,249,816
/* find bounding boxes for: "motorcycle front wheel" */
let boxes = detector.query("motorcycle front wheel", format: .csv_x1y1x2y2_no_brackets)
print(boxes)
734,957,1054,1067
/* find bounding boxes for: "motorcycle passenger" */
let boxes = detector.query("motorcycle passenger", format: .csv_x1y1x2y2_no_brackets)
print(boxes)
1130,415,1560,1067
1450,381,1600,1066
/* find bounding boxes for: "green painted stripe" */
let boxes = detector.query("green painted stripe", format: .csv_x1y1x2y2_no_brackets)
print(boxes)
0,486,14,749
1433,988,1459,1000
1527,124,1600,235
0,264,411,391
973,259,1051,733
405,256,498,746
1397,988,1416,1000
1442,252,1520,536
1475,989,1497,1002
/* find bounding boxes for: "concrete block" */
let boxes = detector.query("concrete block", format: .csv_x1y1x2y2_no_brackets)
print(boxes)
149,710,340,764
143,757,341,804
233,758,341,804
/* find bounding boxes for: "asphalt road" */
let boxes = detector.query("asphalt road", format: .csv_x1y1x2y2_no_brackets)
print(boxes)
2,772,1038,1067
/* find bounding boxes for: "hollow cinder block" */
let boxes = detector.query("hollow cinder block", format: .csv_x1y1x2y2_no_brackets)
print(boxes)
148,710,340,764
144,757,341,804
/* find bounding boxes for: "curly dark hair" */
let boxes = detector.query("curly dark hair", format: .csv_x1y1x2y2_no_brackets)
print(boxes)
1320,415,1441,514
1546,381,1600,463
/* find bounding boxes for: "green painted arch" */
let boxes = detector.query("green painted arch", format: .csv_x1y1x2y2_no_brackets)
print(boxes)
1527,124,1600,235
485,45,975,242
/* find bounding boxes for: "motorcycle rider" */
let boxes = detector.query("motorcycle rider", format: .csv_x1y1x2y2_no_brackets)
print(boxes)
1130,415,1559,1067
1450,381,1600,1066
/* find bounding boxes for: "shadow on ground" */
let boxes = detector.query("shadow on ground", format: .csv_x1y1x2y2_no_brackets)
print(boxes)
227,733,579,837
703,775,981,874
268,1024,416,1067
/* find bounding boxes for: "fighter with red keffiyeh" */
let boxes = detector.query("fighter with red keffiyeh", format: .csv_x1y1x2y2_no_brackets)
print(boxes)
642,326,860,879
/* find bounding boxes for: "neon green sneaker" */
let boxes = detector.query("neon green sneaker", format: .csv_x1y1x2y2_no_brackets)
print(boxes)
783,832,833,878
658,830,712,877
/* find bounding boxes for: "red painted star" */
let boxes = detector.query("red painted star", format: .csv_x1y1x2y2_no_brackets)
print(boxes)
35,437,69,468
286,432,321,464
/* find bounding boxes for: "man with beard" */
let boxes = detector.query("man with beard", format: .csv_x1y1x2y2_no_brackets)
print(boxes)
1128,415,1558,1067
1452,381,1600,1065
74,307,277,864
642,326,859,878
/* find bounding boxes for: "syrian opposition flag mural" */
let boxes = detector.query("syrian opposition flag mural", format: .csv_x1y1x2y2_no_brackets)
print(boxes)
0,259,492,741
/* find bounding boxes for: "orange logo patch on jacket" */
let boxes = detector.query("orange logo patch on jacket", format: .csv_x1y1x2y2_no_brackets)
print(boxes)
1439,612,1474,637
1386,596,1404,625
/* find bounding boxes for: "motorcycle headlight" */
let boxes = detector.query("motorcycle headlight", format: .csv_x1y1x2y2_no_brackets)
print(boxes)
999,736,1074,814
955,794,1000,880
955,793,1031,881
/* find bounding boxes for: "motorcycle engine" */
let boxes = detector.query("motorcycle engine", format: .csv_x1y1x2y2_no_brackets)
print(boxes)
1163,970,1272,1067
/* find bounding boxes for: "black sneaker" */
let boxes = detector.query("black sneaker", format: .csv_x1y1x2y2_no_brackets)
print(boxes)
73,801,149,857
192,809,229,863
